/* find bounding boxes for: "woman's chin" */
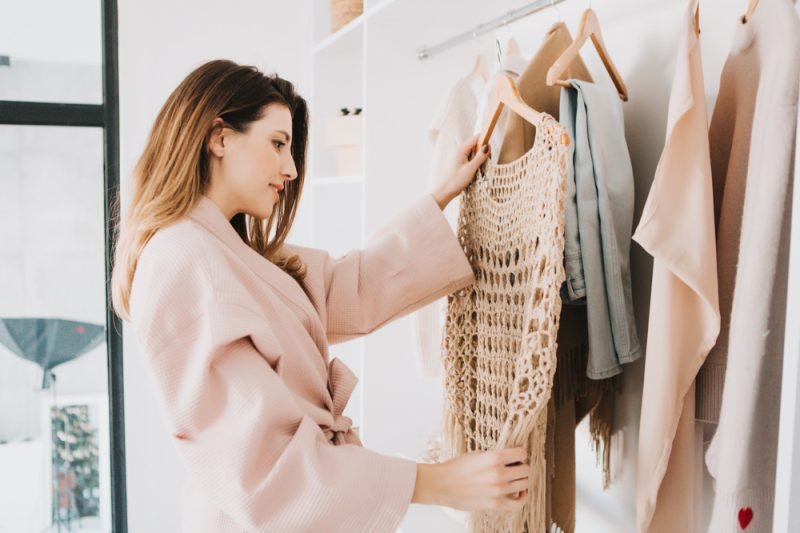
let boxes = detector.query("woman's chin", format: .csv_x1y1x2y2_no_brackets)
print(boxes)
259,199,276,219
257,208,274,219
243,200,275,220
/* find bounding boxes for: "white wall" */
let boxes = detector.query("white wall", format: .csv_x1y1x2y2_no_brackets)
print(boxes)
118,1,312,531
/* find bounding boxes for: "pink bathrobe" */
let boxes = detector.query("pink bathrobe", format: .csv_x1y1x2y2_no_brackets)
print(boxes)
128,194,475,532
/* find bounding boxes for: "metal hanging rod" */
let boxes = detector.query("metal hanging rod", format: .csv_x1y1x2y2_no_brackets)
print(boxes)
417,0,567,60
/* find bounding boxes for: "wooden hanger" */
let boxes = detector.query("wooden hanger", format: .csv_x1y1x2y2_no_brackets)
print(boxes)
479,74,570,150
545,8,629,101
694,4,701,37
743,0,759,23
467,53,489,83
506,37,522,58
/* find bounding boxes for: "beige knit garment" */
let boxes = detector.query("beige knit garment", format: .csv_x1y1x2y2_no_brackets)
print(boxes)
442,113,569,533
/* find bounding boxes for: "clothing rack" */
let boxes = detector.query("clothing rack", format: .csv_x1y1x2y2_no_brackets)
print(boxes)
416,0,568,60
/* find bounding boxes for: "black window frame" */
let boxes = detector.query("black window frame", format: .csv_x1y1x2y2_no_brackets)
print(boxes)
0,1,126,531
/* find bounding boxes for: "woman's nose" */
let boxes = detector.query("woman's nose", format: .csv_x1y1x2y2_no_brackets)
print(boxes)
283,158,298,181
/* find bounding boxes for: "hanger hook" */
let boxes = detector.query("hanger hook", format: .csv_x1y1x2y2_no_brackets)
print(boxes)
503,15,513,39
550,0,563,22
497,16,513,53
472,28,483,53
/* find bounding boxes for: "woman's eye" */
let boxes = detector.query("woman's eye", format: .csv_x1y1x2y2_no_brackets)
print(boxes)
273,140,285,150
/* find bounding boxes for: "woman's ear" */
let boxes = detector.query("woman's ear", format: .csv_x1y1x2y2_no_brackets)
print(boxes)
207,118,226,158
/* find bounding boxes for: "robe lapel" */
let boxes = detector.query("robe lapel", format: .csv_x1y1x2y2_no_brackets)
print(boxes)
187,196,328,345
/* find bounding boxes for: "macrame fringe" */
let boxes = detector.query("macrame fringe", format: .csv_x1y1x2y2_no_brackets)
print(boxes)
445,403,551,532
546,399,556,488
551,339,620,490
552,342,619,409
443,407,467,460
466,420,547,533
589,409,613,490
552,344,588,409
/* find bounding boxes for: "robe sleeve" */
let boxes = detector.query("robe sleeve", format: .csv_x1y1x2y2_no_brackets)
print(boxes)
130,238,417,532
288,193,475,344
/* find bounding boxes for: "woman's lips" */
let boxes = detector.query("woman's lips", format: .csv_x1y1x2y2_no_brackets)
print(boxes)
269,182,284,202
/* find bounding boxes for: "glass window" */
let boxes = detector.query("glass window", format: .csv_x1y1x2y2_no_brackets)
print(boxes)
0,0,103,104
0,125,111,532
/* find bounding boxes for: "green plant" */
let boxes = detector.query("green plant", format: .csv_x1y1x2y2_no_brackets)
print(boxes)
50,404,100,524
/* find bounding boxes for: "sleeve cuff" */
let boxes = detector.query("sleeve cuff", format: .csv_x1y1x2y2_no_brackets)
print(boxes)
368,454,418,531
415,193,475,293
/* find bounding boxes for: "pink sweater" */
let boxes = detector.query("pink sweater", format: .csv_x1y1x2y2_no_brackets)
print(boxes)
128,194,475,532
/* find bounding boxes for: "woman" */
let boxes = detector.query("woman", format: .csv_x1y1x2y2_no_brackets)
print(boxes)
111,59,530,532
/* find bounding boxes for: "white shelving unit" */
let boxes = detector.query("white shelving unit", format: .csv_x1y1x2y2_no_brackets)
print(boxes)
309,1,367,443
308,0,518,442
307,3,522,531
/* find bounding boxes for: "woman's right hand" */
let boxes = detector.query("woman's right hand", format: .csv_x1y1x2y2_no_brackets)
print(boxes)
430,134,491,211
411,447,529,511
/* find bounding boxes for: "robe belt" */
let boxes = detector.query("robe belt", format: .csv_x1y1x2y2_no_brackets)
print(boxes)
323,357,362,446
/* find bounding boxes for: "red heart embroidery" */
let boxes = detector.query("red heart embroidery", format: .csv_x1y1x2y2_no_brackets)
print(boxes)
738,507,753,529
74,325,85,334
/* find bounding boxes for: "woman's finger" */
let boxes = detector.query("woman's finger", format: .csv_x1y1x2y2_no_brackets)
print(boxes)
467,143,491,169
495,447,528,466
480,143,492,160
460,133,481,158
501,463,531,483
495,490,528,510
503,478,530,495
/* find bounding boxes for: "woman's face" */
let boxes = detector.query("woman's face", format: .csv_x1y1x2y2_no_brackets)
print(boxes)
209,103,298,219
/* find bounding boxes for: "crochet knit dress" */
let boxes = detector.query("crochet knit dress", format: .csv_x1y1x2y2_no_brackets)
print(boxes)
442,112,570,533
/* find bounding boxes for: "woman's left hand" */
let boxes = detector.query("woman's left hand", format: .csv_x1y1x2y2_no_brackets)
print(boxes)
430,134,491,210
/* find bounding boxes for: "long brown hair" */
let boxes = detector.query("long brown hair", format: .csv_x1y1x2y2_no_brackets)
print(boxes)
111,59,308,321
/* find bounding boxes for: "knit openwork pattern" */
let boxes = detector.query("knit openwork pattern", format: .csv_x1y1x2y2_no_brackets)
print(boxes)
442,113,569,533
